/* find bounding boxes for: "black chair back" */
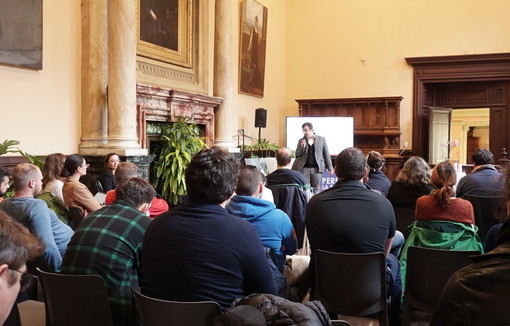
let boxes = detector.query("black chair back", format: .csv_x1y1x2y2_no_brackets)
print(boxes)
67,206,84,230
37,268,114,326
463,194,502,241
314,250,388,326
133,290,222,326
402,246,478,325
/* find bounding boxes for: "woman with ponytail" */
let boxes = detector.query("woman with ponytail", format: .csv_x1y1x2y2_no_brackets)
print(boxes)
415,161,474,224
399,161,483,291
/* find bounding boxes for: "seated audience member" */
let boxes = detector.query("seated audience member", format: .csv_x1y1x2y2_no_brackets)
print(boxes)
0,163,73,272
0,211,44,325
104,162,169,218
266,148,308,189
61,178,155,326
0,166,10,203
260,173,274,203
430,172,510,325
399,161,483,289
266,147,308,248
227,165,297,272
98,152,120,193
61,154,101,217
42,153,66,204
456,148,505,198
387,156,434,233
305,147,401,323
366,151,391,196
140,147,276,309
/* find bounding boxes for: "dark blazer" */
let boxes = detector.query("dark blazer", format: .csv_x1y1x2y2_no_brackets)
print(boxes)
292,135,333,173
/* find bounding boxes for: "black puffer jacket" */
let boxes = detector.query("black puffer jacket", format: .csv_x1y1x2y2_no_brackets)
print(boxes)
213,293,331,326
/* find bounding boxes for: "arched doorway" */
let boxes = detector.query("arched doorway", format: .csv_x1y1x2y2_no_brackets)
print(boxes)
406,53,510,163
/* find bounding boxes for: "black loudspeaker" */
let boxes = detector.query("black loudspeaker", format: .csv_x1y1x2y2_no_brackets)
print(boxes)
255,108,267,128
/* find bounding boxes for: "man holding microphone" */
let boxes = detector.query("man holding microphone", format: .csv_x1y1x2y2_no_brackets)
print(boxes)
292,122,334,192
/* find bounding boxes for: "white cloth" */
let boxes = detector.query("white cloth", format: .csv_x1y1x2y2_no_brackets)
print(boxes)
42,179,64,204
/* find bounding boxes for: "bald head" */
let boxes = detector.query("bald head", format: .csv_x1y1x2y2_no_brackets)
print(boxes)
276,147,293,167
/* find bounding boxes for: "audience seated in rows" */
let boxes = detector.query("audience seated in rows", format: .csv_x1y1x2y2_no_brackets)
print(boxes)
387,156,434,234
98,152,120,193
0,163,73,272
456,149,505,198
266,147,308,248
42,153,66,204
227,165,297,273
399,161,483,290
0,211,44,325
431,169,510,325
61,154,101,218
0,165,10,203
140,147,276,310
61,177,155,326
306,147,402,324
366,151,391,197
104,162,169,219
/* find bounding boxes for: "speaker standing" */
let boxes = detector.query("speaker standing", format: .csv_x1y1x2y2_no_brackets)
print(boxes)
292,122,333,192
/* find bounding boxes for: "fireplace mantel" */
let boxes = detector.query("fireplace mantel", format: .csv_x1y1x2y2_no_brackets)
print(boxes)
137,85,222,148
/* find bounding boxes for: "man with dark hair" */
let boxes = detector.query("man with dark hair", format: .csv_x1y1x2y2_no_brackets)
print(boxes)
227,165,297,272
456,149,505,198
292,122,333,191
61,177,156,326
0,211,44,324
104,162,169,218
0,166,10,203
0,163,73,272
306,147,401,322
141,147,276,309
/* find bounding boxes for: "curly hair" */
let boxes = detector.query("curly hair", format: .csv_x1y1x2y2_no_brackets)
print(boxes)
394,156,431,187
185,147,240,204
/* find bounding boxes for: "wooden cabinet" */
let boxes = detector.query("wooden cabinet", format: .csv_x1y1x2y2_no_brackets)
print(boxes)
296,96,405,180
296,96,403,155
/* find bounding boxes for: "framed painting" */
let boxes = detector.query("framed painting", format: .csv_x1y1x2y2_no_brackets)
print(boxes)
239,0,268,97
0,0,42,70
137,0,192,68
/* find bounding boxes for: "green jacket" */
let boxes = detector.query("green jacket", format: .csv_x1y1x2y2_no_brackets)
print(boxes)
400,220,483,291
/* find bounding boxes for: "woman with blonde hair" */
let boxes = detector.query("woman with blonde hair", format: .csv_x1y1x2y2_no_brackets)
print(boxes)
42,153,66,203
387,156,434,233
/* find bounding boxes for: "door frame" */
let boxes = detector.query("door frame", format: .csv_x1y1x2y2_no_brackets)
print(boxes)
406,53,510,162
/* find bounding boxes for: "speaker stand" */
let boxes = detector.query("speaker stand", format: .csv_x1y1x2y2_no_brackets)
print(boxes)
258,127,262,144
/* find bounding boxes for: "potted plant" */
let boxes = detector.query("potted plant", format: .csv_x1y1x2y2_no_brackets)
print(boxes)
152,118,207,206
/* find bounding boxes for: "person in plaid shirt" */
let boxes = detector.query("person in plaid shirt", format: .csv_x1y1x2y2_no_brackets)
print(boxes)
61,177,155,326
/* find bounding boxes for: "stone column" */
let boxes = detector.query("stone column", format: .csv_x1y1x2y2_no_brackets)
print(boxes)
106,0,146,155
213,0,236,150
79,0,108,152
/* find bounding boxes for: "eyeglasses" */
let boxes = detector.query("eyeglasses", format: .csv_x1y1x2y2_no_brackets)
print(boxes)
9,269,37,292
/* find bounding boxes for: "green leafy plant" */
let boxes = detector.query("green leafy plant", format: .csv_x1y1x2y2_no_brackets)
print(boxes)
241,138,279,158
152,118,207,206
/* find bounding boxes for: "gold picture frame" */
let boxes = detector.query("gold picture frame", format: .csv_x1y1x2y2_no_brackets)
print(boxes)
239,0,268,97
137,0,192,68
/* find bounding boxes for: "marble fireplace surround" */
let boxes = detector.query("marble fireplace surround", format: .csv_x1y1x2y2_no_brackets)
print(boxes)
136,84,223,149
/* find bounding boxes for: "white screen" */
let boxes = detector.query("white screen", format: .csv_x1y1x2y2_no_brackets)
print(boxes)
286,116,354,156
